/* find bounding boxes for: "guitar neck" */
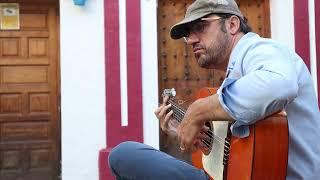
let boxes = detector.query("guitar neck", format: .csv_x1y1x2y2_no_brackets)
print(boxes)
168,99,186,123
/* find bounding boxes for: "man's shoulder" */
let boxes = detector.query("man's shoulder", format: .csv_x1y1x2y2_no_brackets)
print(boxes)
244,33,287,52
232,33,289,64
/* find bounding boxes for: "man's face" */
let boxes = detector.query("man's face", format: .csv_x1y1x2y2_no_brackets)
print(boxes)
184,15,231,69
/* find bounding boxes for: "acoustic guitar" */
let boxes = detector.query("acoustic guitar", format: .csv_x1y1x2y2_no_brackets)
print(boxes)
163,87,288,180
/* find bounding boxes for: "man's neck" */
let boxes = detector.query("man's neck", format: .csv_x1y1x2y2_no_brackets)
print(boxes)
232,32,245,50
211,32,245,71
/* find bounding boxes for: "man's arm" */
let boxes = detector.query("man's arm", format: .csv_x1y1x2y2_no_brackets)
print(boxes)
177,93,234,152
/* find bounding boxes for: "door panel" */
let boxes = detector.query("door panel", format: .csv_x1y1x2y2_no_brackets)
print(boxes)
158,0,270,161
0,3,60,180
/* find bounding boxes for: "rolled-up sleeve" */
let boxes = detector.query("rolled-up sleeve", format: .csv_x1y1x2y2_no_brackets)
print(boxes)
218,45,298,138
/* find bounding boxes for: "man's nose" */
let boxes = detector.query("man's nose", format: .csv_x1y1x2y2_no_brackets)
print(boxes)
185,33,200,45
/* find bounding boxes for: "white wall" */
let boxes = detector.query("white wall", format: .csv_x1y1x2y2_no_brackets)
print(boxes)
270,0,295,49
308,0,318,96
141,0,159,149
60,0,105,180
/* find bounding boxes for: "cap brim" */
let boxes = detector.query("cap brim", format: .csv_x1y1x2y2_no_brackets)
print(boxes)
170,12,212,39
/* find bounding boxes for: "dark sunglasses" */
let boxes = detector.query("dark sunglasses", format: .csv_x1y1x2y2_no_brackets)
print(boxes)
183,17,222,42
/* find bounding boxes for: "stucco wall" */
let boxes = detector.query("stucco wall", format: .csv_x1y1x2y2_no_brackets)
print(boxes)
60,0,106,179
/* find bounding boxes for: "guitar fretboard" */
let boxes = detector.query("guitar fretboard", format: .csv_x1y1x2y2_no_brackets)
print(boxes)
168,99,186,123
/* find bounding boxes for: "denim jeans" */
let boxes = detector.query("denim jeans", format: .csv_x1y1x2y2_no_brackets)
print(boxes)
108,141,209,180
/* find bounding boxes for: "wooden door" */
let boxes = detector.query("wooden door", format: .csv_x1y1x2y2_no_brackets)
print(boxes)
0,2,60,180
158,0,270,161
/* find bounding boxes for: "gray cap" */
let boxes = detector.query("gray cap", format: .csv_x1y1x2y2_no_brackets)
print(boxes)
170,0,243,39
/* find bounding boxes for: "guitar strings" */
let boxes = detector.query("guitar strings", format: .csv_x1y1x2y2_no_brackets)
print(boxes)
159,100,230,152
169,100,228,140
159,100,231,151
172,111,230,151
173,106,229,144
161,101,230,148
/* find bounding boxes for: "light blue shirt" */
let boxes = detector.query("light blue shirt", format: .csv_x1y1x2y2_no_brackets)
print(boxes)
217,32,320,180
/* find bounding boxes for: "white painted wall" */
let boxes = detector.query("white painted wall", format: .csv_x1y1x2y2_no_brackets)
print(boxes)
270,0,295,49
141,0,159,149
308,0,318,96
60,0,105,180
119,0,129,127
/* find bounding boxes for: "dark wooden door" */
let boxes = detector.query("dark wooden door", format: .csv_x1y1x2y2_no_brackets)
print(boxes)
158,0,270,161
0,2,60,180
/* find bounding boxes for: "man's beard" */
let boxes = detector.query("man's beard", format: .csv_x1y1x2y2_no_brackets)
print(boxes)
196,31,230,68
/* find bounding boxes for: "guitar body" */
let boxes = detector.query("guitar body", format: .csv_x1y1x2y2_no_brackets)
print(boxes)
191,87,288,180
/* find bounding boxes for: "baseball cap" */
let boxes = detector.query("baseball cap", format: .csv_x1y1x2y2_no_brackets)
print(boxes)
170,0,243,39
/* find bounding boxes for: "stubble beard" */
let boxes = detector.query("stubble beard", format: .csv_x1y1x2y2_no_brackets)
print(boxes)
196,31,230,68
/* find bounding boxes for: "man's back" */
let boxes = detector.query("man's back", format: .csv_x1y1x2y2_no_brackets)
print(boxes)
286,47,320,180
218,32,320,179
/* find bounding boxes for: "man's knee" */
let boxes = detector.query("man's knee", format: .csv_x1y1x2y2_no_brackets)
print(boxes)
108,141,145,168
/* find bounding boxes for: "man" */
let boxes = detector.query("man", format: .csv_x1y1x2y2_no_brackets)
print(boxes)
108,0,320,179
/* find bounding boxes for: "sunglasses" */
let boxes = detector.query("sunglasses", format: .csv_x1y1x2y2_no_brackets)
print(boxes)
183,17,222,42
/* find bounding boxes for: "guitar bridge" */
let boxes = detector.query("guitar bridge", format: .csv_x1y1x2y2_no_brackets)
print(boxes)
223,138,231,165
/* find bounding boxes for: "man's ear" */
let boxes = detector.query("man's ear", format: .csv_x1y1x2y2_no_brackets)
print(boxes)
227,15,240,35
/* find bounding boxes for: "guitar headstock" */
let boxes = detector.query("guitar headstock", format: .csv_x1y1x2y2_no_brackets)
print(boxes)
162,88,176,98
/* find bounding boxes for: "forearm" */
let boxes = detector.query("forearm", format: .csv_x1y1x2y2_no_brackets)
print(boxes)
210,94,234,122
187,94,234,125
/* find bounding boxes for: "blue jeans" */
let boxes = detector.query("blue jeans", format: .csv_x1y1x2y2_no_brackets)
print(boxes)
108,141,209,180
